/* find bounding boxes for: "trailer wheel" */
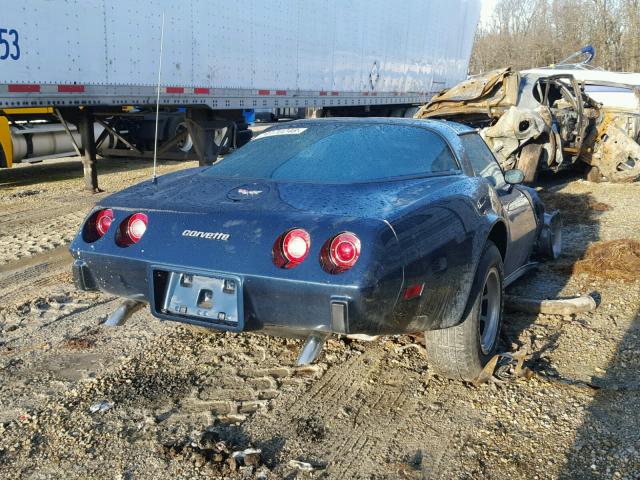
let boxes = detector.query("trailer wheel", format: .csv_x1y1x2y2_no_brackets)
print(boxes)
236,128,253,148
213,127,231,154
0,143,6,168
175,122,193,153
424,241,504,381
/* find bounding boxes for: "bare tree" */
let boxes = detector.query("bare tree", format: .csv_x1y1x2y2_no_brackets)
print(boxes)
469,0,639,74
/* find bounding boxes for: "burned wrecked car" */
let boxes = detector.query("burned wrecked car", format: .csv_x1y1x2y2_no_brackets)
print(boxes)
416,67,640,183
70,118,561,381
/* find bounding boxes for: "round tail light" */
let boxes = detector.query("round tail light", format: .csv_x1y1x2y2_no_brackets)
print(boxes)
273,228,311,269
118,212,148,246
95,209,114,237
83,208,113,242
321,232,361,274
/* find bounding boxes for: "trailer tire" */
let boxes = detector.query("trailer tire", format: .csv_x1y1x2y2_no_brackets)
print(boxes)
175,121,193,153
236,129,253,148
424,241,504,381
0,143,6,168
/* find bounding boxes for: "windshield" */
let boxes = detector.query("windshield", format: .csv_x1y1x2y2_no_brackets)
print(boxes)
205,123,459,183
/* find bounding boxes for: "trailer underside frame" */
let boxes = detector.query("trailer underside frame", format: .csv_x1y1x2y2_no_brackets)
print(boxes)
1,86,432,192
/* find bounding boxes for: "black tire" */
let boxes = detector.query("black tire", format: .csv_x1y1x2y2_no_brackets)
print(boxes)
236,128,253,148
424,241,504,381
216,126,252,155
0,143,7,168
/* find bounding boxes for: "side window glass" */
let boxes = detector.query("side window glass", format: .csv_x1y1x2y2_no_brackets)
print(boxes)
460,134,506,189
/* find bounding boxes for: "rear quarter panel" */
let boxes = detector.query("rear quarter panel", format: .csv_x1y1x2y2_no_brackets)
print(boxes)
386,176,496,331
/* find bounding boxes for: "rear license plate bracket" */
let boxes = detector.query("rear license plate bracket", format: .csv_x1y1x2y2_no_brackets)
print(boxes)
160,271,242,326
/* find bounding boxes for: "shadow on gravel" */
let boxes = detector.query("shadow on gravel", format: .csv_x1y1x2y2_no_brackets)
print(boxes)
559,307,640,478
504,182,640,477
503,188,605,359
0,156,190,188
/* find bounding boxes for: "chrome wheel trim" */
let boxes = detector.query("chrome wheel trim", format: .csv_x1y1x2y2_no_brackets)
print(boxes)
479,267,501,355
175,122,193,153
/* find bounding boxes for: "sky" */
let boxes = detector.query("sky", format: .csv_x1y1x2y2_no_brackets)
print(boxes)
480,0,497,25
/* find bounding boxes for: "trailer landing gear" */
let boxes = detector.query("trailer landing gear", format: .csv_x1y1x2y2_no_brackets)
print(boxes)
77,109,102,193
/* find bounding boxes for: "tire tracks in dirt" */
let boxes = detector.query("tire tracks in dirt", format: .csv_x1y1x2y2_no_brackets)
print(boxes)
0,245,73,304
0,205,78,233
244,343,476,479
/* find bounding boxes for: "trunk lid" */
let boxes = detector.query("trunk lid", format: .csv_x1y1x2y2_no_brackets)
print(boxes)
87,169,465,282
103,167,464,219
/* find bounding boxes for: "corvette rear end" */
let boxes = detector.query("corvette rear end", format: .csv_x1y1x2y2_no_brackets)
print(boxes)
70,118,561,380
71,195,402,340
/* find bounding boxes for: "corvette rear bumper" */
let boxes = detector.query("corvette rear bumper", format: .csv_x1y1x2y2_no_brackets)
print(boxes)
71,255,403,337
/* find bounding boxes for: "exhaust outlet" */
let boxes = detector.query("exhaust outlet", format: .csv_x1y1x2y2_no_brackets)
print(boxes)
105,299,145,327
296,332,330,366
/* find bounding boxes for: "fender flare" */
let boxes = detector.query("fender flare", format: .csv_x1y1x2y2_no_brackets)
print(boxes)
457,218,508,324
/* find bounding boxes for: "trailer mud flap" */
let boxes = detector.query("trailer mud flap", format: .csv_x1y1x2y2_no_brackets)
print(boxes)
0,116,13,168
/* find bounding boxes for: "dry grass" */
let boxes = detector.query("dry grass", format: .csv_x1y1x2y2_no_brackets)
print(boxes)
63,328,99,350
586,201,613,212
573,239,640,282
63,337,96,350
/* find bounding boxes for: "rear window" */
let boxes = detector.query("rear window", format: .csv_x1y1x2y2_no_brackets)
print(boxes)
205,123,459,183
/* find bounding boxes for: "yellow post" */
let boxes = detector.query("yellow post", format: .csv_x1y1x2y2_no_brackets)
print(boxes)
0,116,13,168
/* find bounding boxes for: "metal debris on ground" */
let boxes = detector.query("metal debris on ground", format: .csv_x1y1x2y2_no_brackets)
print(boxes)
505,294,597,315
475,350,534,385
288,459,316,472
89,400,114,413
230,448,262,469
345,334,380,341
394,343,427,355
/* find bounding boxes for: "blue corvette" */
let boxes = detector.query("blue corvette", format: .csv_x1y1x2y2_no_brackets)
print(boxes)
70,118,561,381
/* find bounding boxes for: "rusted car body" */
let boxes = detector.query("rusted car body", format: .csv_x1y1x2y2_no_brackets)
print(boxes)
416,67,640,182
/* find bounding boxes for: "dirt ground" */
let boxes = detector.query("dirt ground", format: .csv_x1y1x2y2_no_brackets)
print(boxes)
0,157,639,479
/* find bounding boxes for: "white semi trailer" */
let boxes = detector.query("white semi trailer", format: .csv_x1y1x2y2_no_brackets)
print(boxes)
0,0,481,190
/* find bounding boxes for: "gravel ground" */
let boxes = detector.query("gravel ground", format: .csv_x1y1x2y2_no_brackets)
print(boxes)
0,157,639,479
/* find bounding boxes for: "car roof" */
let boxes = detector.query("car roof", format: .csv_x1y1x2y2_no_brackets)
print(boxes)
275,117,477,138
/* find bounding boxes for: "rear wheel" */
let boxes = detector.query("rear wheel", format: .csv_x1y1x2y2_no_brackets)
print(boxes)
424,242,504,381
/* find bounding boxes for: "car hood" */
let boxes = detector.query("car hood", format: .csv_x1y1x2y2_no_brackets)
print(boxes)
100,167,468,221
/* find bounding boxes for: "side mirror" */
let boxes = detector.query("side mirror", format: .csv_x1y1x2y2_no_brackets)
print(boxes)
504,168,525,185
